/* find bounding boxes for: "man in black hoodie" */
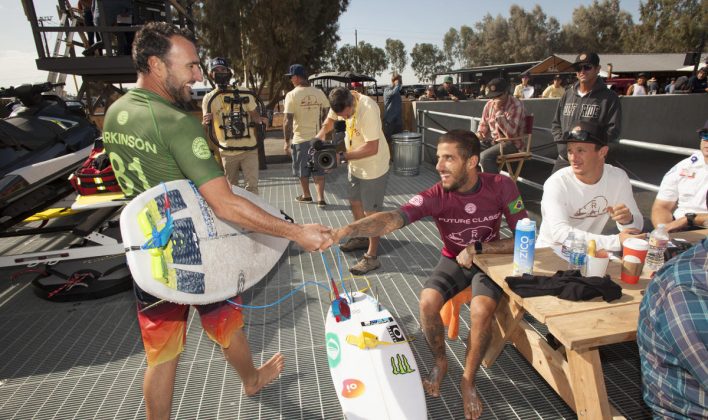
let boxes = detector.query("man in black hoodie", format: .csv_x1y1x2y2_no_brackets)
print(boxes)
551,52,621,173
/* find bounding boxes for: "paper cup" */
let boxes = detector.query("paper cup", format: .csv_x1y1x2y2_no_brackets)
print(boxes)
622,238,649,262
621,255,643,284
585,255,610,277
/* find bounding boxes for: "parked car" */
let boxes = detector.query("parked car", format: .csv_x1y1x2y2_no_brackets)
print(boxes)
605,78,635,95
402,84,426,98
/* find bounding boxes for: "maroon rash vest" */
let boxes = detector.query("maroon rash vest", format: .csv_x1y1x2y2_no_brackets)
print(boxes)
400,173,529,258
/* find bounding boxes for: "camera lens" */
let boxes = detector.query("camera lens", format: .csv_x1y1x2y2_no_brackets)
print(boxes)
317,152,336,170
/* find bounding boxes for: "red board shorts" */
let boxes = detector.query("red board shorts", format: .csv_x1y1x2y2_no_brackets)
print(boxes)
135,284,244,367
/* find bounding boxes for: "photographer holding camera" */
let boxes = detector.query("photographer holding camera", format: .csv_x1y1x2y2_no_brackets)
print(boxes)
202,57,267,194
316,87,391,275
283,64,330,207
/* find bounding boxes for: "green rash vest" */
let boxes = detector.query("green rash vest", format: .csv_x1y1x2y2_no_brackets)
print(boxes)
102,88,223,198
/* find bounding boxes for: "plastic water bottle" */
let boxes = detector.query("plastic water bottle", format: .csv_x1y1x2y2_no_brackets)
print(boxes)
645,224,669,273
561,230,575,258
513,218,536,275
568,233,587,271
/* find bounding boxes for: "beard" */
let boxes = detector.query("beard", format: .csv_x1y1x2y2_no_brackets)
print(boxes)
440,169,468,192
165,70,192,108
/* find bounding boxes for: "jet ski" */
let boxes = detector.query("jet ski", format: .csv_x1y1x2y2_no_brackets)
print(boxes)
0,82,100,230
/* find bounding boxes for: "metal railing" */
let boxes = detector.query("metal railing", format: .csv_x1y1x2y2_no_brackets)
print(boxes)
416,108,692,193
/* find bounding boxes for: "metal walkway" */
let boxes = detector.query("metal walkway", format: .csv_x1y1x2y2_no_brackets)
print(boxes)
0,163,650,419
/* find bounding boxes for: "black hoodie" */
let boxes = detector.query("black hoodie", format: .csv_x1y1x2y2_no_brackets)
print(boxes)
551,77,622,159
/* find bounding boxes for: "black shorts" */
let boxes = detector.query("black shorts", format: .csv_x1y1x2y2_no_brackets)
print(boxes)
424,255,502,303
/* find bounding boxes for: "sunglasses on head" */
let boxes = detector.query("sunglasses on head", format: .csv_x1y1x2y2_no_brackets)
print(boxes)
574,64,594,72
564,129,601,143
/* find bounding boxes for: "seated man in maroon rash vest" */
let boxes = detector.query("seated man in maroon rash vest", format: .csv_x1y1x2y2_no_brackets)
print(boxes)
332,130,528,420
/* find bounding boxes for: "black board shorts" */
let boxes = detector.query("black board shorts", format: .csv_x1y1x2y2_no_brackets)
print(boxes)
424,254,502,303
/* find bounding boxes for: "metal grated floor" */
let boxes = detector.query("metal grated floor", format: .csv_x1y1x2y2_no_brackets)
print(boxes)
0,162,650,419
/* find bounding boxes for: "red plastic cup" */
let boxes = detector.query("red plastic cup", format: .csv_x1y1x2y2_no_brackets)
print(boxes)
621,238,649,284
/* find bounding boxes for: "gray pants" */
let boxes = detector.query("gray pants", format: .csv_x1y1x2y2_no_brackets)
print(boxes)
479,140,518,174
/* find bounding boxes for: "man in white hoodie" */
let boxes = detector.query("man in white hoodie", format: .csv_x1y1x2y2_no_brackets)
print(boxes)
538,120,646,251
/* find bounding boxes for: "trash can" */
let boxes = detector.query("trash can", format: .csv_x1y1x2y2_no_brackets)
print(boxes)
392,131,422,176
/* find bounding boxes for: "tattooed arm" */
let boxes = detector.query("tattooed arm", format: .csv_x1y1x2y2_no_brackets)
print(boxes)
283,113,293,155
333,210,405,243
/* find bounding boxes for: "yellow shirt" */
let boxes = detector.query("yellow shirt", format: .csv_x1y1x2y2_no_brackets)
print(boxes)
542,85,565,98
202,87,257,156
327,92,390,180
284,86,329,144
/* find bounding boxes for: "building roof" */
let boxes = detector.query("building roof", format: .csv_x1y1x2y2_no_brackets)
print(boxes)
555,53,708,73
435,61,540,76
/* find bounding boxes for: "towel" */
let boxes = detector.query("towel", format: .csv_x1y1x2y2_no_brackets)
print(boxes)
505,270,622,302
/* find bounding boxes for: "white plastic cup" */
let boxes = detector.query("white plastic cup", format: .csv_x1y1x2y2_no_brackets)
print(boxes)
584,255,610,277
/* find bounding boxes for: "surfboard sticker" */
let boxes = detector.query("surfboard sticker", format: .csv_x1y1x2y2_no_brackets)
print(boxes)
325,292,426,419
120,180,290,304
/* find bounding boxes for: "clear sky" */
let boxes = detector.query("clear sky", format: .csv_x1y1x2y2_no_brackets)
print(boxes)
1,0,642,94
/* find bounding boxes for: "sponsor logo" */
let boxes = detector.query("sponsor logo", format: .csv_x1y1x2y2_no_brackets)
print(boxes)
326,333,341,368
464,203,477,214
409,195,424,207
438,213,500,225
341,379,365,398
192,137,212,159
447,226,493,246
690,155,698,163
117,110,129,125
361,317,393,327
508,195,525,214
387,325,406,343
236,271,246,296
390,354,415,375
570,195,609,219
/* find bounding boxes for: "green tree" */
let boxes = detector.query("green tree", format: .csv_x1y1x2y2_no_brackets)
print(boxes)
558,0,634,53
458,25,475,67
197,0,349,108
630,0,707,52
332,41,388,77
385,38,407,75
466,5,560,66
410,43,446,83
442,28,459,70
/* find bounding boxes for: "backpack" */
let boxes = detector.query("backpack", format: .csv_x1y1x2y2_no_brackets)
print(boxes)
69,139,123,195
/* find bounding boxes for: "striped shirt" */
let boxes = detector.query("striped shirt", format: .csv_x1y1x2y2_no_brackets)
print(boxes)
477,96,526,150
637,238,708,419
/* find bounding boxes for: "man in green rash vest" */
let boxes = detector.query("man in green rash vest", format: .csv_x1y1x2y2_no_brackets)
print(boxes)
103,22,333,420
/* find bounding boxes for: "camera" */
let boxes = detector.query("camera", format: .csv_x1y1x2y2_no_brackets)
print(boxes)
307,121,346,171
221,95,251,139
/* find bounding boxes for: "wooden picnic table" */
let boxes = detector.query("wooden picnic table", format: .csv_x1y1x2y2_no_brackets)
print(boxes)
474,229,707,419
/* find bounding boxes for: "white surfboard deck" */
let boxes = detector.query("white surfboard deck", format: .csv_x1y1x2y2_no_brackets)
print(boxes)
326,292,427,420
120,179,289,305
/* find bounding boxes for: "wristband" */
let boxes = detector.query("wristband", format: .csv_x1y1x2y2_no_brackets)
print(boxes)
474,241,483,254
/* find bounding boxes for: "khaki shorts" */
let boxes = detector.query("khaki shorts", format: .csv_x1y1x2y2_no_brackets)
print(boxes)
348,171,389,212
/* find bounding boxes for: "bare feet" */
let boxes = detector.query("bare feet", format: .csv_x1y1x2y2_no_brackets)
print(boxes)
460,377,483,419
422,358,447,397
243,352,284,396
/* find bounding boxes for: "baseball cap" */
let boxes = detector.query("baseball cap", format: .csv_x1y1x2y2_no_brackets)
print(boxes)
572,52,600,67
209,57,229,71
637,72,647,78
485,78,509,98
285,64,306,78
558,120,607,145
443,76,454,84
698,119,708,135
553,74,562,80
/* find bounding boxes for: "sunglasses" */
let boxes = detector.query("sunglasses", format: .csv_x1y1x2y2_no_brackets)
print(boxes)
701,131,708,141
574,64,595,72
564,129,602,143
